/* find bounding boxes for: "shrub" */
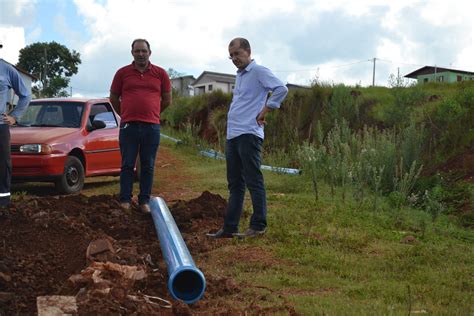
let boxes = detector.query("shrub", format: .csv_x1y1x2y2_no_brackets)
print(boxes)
428,86,474,157
296,120,424,208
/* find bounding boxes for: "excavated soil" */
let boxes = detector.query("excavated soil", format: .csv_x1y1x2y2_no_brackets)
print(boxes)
0,146,297,315
0,192,260,315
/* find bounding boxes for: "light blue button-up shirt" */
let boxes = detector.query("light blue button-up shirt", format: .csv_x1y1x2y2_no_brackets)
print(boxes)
0,59,32,124
227,60,288,140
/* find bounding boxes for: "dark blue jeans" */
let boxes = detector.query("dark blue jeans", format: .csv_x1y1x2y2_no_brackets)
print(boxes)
119,122,160,205
224,134,267,233
0,124,11,207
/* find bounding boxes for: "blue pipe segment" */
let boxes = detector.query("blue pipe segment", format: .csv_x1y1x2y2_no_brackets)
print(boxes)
160,135,301,174
260,164,302,175
199,149,225,160
149,197,206,304
160,133,182,144
199,149,302,175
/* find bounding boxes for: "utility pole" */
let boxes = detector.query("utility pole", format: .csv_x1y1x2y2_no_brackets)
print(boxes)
43,47,48,95
70,86,72,97
372,57,376,86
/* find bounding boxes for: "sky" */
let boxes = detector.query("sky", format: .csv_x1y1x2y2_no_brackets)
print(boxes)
1,0,473,97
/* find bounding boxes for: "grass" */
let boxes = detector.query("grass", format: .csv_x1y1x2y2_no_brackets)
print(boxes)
158,137,474,315
12,134,473,315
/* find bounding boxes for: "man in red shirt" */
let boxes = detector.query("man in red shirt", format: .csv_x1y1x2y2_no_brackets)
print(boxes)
110,39,172,213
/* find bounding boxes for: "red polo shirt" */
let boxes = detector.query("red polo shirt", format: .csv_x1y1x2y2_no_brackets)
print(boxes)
110,62,171,124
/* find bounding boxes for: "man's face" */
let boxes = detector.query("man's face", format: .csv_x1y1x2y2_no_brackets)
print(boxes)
228,43,251,70
132,41,151,67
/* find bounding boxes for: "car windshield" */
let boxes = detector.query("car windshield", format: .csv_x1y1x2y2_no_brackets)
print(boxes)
16,101,85,128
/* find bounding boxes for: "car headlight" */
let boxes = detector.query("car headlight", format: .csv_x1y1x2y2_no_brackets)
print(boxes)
19,144,52,154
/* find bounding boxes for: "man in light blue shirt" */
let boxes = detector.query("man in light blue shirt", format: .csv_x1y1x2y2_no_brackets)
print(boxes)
0,58,32,207
208,37,288,238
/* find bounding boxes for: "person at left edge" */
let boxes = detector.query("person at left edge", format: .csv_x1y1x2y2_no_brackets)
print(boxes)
0,58,32,208
109,39,172,213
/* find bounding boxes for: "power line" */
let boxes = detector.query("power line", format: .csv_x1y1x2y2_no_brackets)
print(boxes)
376,58,425,68
330,59,372,69
273,57,456,74
271,57,442,86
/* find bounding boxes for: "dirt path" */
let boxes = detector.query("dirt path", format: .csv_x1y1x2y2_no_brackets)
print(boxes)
0,144,297,315
151,145,203,202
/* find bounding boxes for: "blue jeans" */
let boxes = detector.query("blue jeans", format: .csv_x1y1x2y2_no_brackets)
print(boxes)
0,124,11,207
119,122,160,205
224,134,267,232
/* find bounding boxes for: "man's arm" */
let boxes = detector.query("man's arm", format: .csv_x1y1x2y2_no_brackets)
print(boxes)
161,91,172,113
8,65,32,123
256,68,289,126
109,92,121,115
263,78,288,109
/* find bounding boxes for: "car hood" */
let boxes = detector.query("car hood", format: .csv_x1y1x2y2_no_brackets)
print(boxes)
11,127,79,144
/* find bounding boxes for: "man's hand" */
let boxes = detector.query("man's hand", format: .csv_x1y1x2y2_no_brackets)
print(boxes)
256,106,271,126
256,112,266,126
161,91,172,113
2,113,16,126
109,92,121,115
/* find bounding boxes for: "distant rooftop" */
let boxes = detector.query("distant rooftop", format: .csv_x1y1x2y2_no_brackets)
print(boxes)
405,66,474,79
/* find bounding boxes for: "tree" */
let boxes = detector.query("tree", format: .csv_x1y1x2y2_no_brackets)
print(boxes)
167,68,184,79
17,41,81,97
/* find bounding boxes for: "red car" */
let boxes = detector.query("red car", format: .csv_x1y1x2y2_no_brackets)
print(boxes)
10,98,123,194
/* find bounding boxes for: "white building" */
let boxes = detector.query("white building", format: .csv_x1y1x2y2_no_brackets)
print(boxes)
171,75,196,97
192,71,236,95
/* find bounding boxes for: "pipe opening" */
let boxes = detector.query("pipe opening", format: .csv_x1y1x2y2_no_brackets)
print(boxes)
170,269,205,303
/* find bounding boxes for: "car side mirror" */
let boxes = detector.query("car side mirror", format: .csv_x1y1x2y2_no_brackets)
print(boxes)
90,120,106,131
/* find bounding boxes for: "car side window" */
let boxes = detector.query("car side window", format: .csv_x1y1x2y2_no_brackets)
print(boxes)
89,103,118,129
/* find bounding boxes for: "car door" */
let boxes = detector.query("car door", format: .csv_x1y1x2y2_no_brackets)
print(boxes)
83,102,122,175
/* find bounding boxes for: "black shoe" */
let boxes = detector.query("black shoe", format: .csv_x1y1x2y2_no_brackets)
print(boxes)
234,228,266,238
206,228,235,238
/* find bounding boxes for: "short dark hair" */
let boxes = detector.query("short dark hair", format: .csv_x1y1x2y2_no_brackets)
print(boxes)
131,39,150,50
229,37,251,51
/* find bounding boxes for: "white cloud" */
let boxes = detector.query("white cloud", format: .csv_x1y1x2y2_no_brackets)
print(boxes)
0,0,35,63
70,0,302,96
4,0,474,96
0,26,26,64
0,0,36,25
456,30,474,70
419,0,472,27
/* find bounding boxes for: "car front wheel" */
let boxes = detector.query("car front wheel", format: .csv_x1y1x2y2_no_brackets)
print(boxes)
55,156,85,194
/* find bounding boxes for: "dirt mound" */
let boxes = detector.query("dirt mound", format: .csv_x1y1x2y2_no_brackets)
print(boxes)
437,148,474,183
0,191,249,315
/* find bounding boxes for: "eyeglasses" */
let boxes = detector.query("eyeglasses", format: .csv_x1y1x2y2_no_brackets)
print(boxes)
228,50,242,60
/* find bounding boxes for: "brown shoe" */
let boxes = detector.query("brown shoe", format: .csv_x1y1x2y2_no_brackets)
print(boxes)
120,202,131,210
139,204,151,214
